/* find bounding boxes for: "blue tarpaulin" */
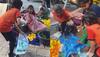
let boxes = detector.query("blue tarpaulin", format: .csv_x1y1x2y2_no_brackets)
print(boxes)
59,34,86,57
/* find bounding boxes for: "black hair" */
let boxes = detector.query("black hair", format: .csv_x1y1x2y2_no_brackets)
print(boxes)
78,0,93,8
59,22,77,36
40,7,45,11
78,0,89,4
12,0,23,10
53,4,63,13
28,5,34,9
83,10,97,25
27,5,36,15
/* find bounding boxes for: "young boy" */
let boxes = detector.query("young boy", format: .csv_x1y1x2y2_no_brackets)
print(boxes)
0,0,23,57
86,10,100,57
86,14,100,57
78,0,100,56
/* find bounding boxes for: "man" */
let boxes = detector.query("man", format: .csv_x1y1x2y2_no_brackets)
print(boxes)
0,0,23,57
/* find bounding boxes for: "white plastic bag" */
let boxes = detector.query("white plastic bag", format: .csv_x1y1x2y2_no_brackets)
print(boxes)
51,32,61,39
14,34,29,55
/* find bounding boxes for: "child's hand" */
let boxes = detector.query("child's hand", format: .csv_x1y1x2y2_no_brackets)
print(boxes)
87,52,94,57
18,30,24,34
72,12,84,20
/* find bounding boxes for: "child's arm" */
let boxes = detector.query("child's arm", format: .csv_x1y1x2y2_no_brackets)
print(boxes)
87,28,96,56
52,11,67,23
64,8,84,20
88,41,96,53
71,8,84,19
87,40,96,57
15,19,24,34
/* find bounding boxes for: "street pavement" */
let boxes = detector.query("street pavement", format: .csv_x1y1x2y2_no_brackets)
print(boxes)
0,1,50,57
20,45,49,57
0,33,9,57
0,33,50,57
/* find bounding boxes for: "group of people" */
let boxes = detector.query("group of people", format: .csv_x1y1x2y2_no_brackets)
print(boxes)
0,0,100,57
0,0,50,57
51,0,100,57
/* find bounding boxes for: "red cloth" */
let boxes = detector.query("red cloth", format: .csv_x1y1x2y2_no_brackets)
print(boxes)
87,27,95,40
87,24,100,46
0,8,20,32
96,48,100,57
52,9,70,23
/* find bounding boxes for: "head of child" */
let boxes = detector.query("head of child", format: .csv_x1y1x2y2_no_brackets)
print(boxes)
12,0,23,10
84,11,98,25
41,0,46,6
79,0,92,9
59,22,77,36
40,7,46,14
53,4,64,16
27,5,36,15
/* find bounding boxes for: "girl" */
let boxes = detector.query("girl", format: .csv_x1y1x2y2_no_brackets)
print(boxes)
37,1,50,19
24,5,46,33
0,0,23,57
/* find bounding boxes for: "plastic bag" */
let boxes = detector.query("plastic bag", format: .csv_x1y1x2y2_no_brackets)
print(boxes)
59,34,86,57
14,34,29,55
51,32,61,39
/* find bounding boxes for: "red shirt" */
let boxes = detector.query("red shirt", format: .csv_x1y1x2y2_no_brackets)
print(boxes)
52,9,70,23
0,8,20,32
87,24,100,46
87,27,95,40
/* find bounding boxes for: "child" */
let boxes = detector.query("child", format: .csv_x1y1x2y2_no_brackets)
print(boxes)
86,11,100,57
52,4,71,23
52,4,84,25
79,0,100,56
58,24,86,57
24,5,46,33
37,2,50,19
0,0,23,57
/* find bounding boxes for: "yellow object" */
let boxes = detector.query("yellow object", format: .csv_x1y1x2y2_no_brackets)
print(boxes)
93,0,100,6
41,19,50,29
50,38,61,57
27,33,36,41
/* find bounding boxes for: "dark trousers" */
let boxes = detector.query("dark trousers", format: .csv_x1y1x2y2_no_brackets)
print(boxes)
1,31,17,57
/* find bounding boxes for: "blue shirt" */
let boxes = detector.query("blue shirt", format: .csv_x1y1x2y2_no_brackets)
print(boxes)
91,4,100,18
